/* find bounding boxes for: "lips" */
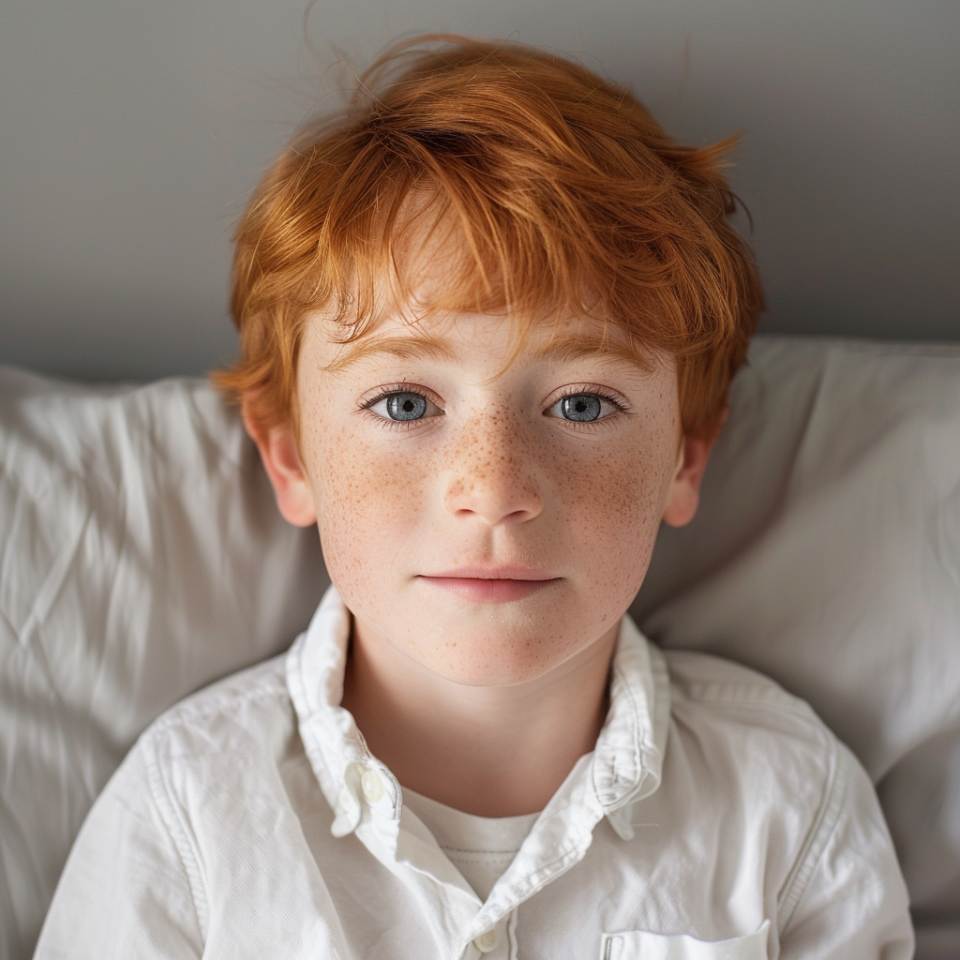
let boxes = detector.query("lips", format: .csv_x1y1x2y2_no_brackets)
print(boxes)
417,567,561,603
423,566,556,580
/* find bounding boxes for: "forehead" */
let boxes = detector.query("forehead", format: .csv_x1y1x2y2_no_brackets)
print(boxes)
310,309,659,378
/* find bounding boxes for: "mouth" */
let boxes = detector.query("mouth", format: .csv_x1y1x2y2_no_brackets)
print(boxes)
417,567,561,604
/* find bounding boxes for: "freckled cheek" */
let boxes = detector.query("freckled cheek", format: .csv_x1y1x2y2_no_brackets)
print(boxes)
558,442,671,592
308,427,435,583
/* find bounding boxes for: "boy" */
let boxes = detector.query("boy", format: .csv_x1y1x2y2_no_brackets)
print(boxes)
35,35,912,959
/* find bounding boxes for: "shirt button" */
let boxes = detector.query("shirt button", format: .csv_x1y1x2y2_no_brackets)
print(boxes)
360,767,384,804
473,928,498,953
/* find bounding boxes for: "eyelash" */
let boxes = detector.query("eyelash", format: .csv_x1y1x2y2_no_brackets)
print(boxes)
569,388,624,410
549,387,627,431
359,384,628,430
359,384,441,431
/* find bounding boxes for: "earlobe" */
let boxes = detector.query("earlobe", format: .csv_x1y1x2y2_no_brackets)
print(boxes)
242,402,318,528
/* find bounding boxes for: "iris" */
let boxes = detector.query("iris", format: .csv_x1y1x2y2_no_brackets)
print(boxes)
386,393,428,421
561,395,602,422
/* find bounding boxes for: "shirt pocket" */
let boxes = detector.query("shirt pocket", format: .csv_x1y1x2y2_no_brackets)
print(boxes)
600,921,770,960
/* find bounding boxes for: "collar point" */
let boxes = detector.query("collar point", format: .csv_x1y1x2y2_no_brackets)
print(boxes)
605,806,636,841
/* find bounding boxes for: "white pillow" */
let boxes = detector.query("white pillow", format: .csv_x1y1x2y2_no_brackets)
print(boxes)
631,337,960,960
1,336,958,959
0,369,326,958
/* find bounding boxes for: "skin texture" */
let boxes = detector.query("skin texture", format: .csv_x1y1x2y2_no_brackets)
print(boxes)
247,307,714,816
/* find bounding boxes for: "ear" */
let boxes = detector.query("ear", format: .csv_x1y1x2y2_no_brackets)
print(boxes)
661,408,725,528
242,402,318,528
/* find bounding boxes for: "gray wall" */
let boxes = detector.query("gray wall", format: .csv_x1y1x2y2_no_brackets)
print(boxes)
2,0,958,381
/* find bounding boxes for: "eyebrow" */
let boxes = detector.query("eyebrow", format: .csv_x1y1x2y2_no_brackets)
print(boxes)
322,329,652,373
323,334,459,373
531,333,654,369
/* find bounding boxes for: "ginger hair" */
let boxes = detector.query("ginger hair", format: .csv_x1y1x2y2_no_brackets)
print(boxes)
213,34,764,440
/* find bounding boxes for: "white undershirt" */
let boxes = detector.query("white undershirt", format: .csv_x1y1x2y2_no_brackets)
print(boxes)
402,788,540,901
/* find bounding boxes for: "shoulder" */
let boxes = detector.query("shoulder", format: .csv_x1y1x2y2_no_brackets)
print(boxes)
36,656,308,957
147,653,291,732
136,653,297,777
659,647,842,818
656,648,904,929
124,655,310,902
662,647,835,753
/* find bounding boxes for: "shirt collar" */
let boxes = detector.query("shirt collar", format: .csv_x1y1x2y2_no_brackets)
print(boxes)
286,585,669,843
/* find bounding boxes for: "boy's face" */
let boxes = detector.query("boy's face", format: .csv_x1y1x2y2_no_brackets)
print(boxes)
251,307,712,688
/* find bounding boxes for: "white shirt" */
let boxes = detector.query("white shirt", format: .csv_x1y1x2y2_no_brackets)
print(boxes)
35,587,913,960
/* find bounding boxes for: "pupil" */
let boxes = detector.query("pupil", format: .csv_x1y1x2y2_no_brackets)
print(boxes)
386,392,427,421
562,395,602,422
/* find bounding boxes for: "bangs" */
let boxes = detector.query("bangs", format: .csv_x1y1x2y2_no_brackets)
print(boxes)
305,180,655,371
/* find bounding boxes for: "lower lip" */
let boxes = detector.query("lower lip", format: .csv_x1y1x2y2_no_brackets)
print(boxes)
418,577,560,603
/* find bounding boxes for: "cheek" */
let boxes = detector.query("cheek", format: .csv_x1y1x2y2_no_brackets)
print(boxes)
306,420,430,591
559,422,678,600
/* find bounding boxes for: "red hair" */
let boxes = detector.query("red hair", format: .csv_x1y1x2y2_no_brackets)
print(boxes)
214,34,764,439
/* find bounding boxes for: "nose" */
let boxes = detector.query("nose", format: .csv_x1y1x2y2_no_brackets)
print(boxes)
442,412,544,526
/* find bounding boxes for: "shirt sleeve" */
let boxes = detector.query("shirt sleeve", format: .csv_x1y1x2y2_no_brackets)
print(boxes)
778,740,915,960
33,737,204,960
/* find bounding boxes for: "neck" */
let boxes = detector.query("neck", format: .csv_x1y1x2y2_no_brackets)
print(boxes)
341,617,618,818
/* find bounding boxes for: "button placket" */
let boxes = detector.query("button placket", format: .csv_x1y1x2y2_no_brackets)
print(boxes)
473,927,498,953
471,917,513,957
360,767,384,803
352,762,396,818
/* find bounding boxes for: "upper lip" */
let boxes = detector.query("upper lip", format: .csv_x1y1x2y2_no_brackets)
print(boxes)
420,566,558,580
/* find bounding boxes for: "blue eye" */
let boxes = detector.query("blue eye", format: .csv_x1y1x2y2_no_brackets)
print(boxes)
559,394,603,422
385,392,428,421
362,389,441,425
